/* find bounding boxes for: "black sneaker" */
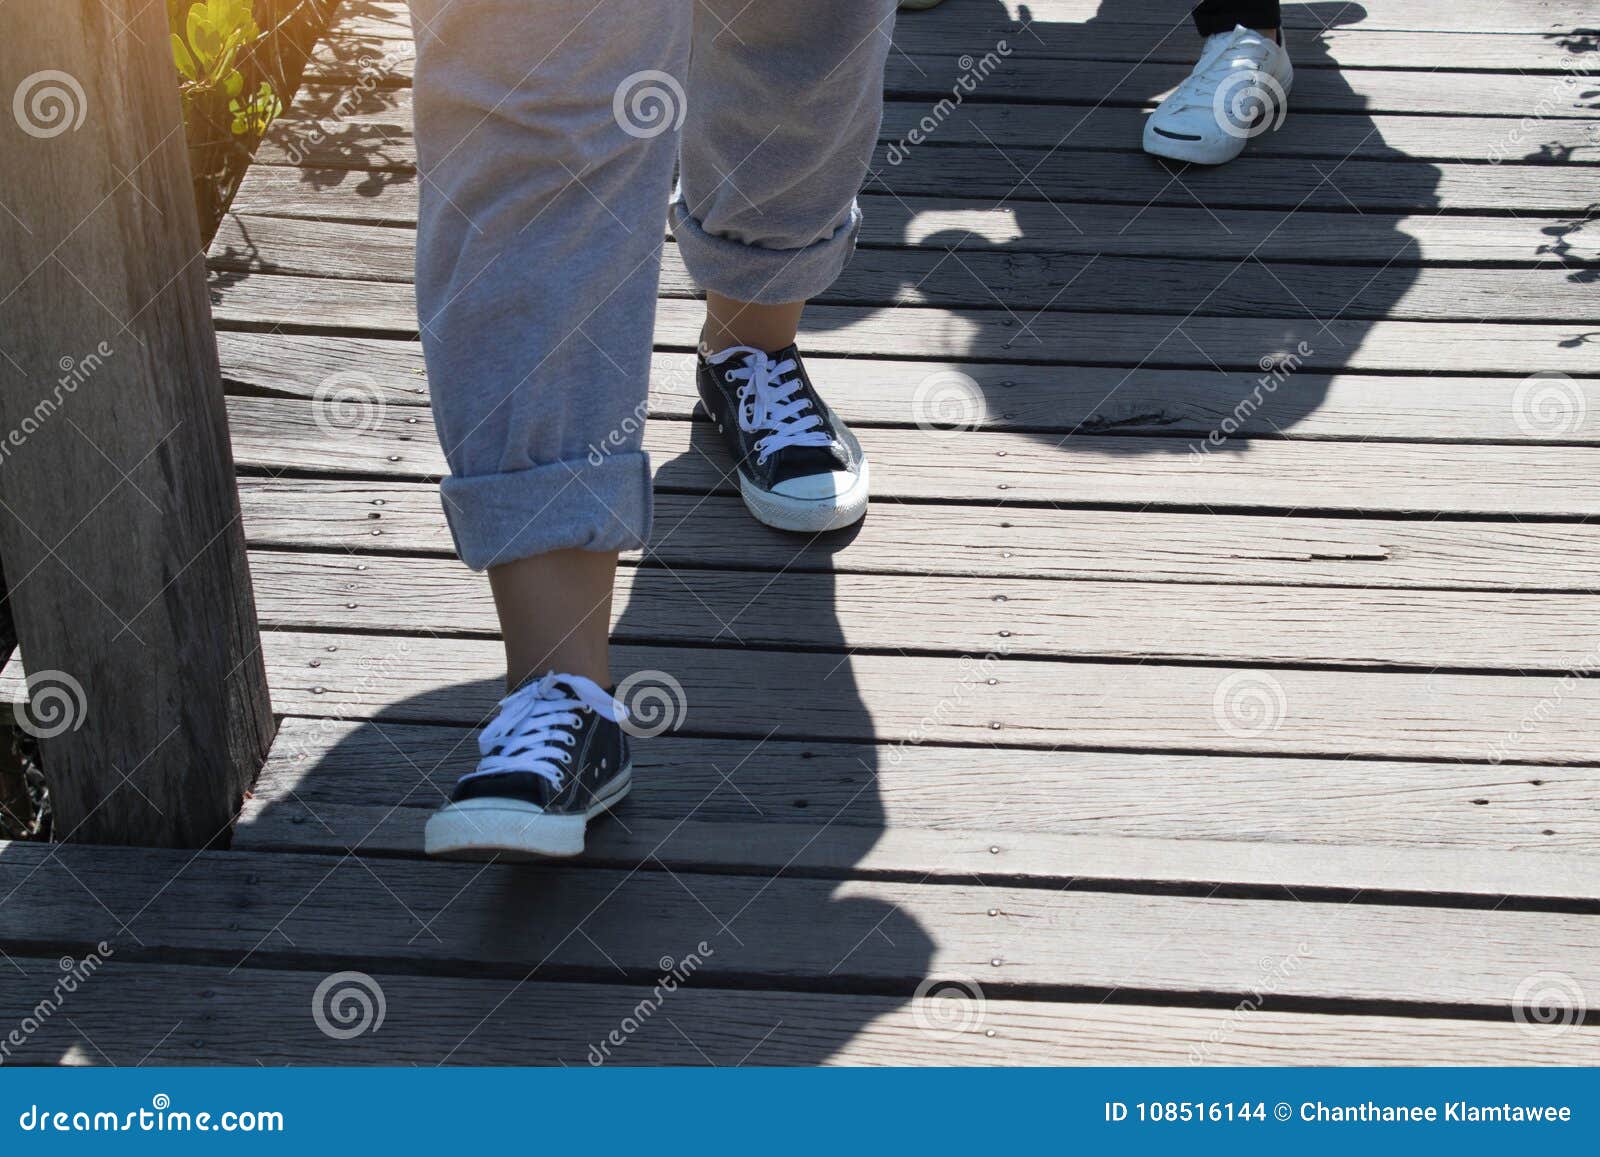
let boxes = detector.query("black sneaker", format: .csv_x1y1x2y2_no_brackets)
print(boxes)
698,344,869,532
424,672,631,860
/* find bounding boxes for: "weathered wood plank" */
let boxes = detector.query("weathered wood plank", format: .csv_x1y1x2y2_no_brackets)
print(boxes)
245,549,1600,672
216,332,1600,446
871,147,1596,213
339,0,1600,50
1,841,1596,1008
236,479,1600,593
213,199,1600,266
224,176,1600,267
277,61,1600,123
254,101,1600,166
886,55,1600,118
210,279,1598,376
233,91,1600,213
236,799,1600,902
266,631,1600,762
10,630,1586,761
5,958,1592,1065
208,217,1600,321
249,716,1600,854
222,395,1600,518
316,25,1600,77
875,103,1600,164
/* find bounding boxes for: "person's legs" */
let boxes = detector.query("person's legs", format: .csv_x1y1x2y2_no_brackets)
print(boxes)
410,0,689,683
1192,0,1281,39
1143,0,1292,164
409,0,691,857
672,0,897,531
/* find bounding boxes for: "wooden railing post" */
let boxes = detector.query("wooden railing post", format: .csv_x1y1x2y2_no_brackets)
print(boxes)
0,1,274,845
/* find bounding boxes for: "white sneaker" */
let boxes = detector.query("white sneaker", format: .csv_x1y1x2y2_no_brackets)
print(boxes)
1143,25,1292,165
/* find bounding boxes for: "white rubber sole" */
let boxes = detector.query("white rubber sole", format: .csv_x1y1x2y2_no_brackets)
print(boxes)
423,769,631,861
740,457,870,533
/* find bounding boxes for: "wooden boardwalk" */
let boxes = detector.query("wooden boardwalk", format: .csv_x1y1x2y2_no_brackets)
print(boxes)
3,0,1600,1064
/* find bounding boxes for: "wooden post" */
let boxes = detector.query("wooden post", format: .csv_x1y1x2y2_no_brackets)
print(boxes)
0,1,274,845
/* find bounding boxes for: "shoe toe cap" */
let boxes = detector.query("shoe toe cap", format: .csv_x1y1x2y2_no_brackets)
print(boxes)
771,469,860,501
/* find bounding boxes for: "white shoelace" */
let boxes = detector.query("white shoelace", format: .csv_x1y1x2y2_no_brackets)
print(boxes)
1168,27,1276,111
708,346,833,464
460,672,624,789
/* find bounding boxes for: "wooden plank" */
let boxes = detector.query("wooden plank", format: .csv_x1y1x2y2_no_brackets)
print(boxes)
882,56,1600,118
245,549,1600,673
11,630,1589,761
236,799,1600,902
268,631,1600,762
233,100,1600,214
869,147,1598,214
240,144,1600,216
250,716,1600,854
236,479,1600,593
216,332,1600,445
317,19,1600,73
1,840,1596,1008
0,0,274,845
221,394,1600,518
209,218,1600,322
210,280,1598,376
276,61,1600,123
225,174,1600,266
252,85,1600,172
876,104,1600,165
4,958,1592,1065
213,199,1600,265
340,0,1600,44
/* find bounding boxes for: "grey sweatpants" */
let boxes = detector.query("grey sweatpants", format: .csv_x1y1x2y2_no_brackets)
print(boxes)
409,0,897,570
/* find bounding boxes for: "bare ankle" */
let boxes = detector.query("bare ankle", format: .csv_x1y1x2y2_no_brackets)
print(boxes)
702,292,805,355
489,548,617,689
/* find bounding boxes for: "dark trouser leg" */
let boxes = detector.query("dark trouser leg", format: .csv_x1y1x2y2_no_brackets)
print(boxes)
1192,0,1281,35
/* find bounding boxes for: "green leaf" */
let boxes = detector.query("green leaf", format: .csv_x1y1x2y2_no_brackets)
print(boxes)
170,32,197,80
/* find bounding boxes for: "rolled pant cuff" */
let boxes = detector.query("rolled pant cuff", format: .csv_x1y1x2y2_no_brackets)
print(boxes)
670,195,862,306
439,450,652,571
